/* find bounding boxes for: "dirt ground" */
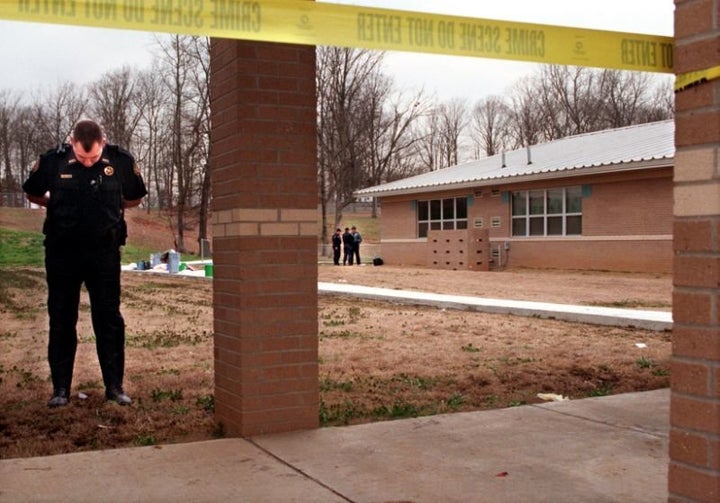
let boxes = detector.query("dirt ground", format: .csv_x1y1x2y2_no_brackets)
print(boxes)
319,263,672,308
0,263,672,459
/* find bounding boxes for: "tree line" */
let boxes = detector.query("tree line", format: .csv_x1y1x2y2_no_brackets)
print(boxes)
317,47,674,244
0,38,673,251
0,35,210,254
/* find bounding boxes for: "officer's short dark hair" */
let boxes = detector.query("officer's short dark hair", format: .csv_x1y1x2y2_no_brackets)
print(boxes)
72,120,104,152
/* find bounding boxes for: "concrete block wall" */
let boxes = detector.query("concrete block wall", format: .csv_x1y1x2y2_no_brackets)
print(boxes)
427,229,490,270
209,38,319,436
670,1,720,500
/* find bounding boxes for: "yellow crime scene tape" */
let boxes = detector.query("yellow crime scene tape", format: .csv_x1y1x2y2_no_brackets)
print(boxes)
0,0,713,90
674,64,720,92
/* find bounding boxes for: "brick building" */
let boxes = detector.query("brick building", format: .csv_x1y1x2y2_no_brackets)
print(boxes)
356,120,674,273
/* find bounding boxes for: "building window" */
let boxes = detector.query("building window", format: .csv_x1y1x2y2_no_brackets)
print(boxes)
418,197,468,237
511,186,582,236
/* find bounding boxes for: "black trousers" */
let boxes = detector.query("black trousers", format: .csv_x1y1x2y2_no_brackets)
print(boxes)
343,246,353,265
45,238,125,394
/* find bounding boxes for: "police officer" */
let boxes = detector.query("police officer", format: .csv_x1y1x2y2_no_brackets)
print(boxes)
331,228,342,265
23,119,147,407
342,227,354,266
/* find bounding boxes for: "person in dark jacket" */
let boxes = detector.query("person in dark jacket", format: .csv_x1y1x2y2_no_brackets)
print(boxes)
351,225,362,265
342,227,354,266
331,228,342,265
22,119,147,407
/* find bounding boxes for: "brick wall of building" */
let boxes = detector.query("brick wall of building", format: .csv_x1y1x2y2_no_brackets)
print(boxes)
583,172,673,236
377,169,673,272
380,197,417,240
504,238,671,272
210,39,319,436
670,0,720,500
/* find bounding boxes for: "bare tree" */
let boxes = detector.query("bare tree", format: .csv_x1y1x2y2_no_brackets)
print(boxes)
0,90,20,203
88,66,143,148
364,86,428,217
33,83,86,146
2,45,677,246
539,65,605,139
636,75,675,123
503,66,674,149
13,105,43,205
413,98,468,171
186,37,212,253
438,98,468,167
157,35,211,253
470,96,510,158
134,65,172,212
317,46,385,237
506,76,544,149
412,108,443,172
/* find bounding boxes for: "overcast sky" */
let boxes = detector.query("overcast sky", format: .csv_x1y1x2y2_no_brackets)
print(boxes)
0,0,674,101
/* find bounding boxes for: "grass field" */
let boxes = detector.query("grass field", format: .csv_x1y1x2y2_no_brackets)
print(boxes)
0,206,381,268
0,207,671,460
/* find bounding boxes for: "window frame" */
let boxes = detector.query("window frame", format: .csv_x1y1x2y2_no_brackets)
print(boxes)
511,186,582,237
417,197,468,238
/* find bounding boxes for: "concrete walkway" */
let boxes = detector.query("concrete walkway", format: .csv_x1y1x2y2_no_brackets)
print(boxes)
319,282,673,331
0,389,669,502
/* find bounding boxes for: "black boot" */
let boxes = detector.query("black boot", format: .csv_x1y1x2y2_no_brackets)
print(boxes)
47,388,70,407
105,387,132,405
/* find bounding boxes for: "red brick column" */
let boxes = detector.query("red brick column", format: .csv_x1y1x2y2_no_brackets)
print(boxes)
209,38,318,436
671,1,720,500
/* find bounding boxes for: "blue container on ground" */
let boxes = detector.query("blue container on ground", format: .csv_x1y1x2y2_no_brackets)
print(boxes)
168,252,180,274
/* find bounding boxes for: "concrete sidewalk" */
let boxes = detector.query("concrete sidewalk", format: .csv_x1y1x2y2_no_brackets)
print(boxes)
319,282,672,331
0,389,669,502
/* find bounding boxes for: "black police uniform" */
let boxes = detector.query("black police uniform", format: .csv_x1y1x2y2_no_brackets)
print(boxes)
22,143,147,403
331,232,342,265
342,230,354,265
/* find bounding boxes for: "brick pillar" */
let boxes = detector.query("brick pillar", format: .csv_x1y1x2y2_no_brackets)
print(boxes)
209,38,319,436
671,1,720,501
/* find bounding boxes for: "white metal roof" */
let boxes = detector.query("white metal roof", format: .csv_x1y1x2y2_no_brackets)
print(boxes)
355,120,674,197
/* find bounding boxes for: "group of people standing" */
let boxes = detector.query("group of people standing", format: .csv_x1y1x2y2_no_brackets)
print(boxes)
332,226,363,265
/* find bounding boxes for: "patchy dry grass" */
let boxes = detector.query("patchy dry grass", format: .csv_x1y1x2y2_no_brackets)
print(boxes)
317,297,670,425
0,266,671,459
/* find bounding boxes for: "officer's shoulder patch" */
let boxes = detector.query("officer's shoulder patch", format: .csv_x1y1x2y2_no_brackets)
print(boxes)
40,148,58,158
106,143,132,158
133,163,142,176
31,160,39,172
104,166,114,176
105,143,135,168
40,144,70,160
